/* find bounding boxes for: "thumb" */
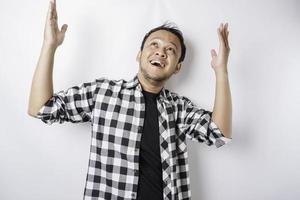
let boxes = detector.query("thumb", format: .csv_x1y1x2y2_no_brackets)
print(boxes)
211,49,217,58
60,24,68,34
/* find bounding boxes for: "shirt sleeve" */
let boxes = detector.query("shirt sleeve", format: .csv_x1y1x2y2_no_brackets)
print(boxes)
34,79,99,125
178,97,232,148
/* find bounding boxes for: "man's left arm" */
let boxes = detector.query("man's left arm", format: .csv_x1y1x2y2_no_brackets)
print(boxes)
210,22,232,139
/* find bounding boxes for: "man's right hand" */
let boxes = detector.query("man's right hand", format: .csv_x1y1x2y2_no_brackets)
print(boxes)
28,0,67,117
43,0,68,49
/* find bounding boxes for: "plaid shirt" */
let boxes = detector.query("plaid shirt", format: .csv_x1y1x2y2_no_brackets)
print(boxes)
35,74,232,200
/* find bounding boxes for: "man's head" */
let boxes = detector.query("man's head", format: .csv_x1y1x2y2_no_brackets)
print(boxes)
136,22,186,83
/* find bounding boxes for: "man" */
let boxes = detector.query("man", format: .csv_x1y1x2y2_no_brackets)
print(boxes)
28,0,232,199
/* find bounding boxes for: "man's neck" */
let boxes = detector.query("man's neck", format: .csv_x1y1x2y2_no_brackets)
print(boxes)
137,72,164,94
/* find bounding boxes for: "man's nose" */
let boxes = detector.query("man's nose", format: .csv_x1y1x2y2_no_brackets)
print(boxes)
155,49,167,58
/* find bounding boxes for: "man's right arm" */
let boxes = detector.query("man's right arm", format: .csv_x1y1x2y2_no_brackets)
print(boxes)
27,0,67,117
27,44,55,117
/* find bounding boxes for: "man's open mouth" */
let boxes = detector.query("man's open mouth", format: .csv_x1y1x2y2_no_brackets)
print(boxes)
149,60,165,68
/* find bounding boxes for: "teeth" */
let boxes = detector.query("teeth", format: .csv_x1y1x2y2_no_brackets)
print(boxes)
150,60,165,67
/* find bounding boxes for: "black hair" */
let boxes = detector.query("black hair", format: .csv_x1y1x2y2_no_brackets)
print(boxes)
140,21,186,64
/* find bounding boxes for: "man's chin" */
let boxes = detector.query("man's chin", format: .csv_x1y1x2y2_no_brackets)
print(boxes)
139,65,172,82
143,71,168,82
150,73,174,82
148,76,166,82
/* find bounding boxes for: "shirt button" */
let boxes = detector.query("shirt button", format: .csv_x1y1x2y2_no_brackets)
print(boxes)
131,192,136,198
138,126,143,132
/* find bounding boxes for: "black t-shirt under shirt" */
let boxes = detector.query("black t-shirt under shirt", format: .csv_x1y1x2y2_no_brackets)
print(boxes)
136,89,164,200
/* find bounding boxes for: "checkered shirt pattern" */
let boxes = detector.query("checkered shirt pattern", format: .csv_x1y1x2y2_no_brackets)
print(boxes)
35,74,232,200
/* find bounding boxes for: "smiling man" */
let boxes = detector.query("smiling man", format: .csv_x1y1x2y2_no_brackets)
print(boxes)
27,0,232,199
137,29,183,90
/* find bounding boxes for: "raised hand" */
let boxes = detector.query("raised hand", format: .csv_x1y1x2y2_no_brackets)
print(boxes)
43,0,68,49
210,23,230,74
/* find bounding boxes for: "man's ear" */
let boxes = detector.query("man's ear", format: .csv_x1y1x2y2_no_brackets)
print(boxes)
136,51,141,62
174,62,182,74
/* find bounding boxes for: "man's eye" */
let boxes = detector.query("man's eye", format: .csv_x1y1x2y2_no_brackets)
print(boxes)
167,47,175,53
151,42,158,46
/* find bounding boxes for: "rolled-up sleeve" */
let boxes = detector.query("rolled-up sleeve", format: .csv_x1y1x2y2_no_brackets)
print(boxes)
35,79,99,125
178,97,232,148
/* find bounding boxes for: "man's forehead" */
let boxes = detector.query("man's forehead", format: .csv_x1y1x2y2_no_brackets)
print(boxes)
147,30,180,46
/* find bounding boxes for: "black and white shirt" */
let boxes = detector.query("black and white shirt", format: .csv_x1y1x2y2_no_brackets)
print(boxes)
35,74,232,200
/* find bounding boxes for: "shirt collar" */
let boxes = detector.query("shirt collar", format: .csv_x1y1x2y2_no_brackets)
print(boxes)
124,73,170,104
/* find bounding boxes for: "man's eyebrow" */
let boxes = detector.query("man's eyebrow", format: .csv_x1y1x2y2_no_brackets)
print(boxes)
149,37,178,50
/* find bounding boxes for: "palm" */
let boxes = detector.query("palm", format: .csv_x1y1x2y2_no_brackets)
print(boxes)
44,0,68,48
210,23,230,73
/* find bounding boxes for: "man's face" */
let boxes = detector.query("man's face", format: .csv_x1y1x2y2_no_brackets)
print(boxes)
136,30,182,82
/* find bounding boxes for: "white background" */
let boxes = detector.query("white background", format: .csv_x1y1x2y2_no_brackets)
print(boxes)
1,0,300,199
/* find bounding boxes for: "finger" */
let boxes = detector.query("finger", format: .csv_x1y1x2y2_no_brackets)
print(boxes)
52,0,58,20
220,22,229,50
54,8,58,20
47,1,53,20
52,0,56,9
211,49,217,58
48,3,57,27
48,0,57,19
226,31,230,49
217,24,225,47
224,23,229,47
222,23,228,47
223,23,228,48
217,24,226,53
60,24,68,34
224,23,230,49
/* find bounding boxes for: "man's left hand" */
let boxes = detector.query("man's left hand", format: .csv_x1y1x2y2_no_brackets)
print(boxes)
210,22,230,74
